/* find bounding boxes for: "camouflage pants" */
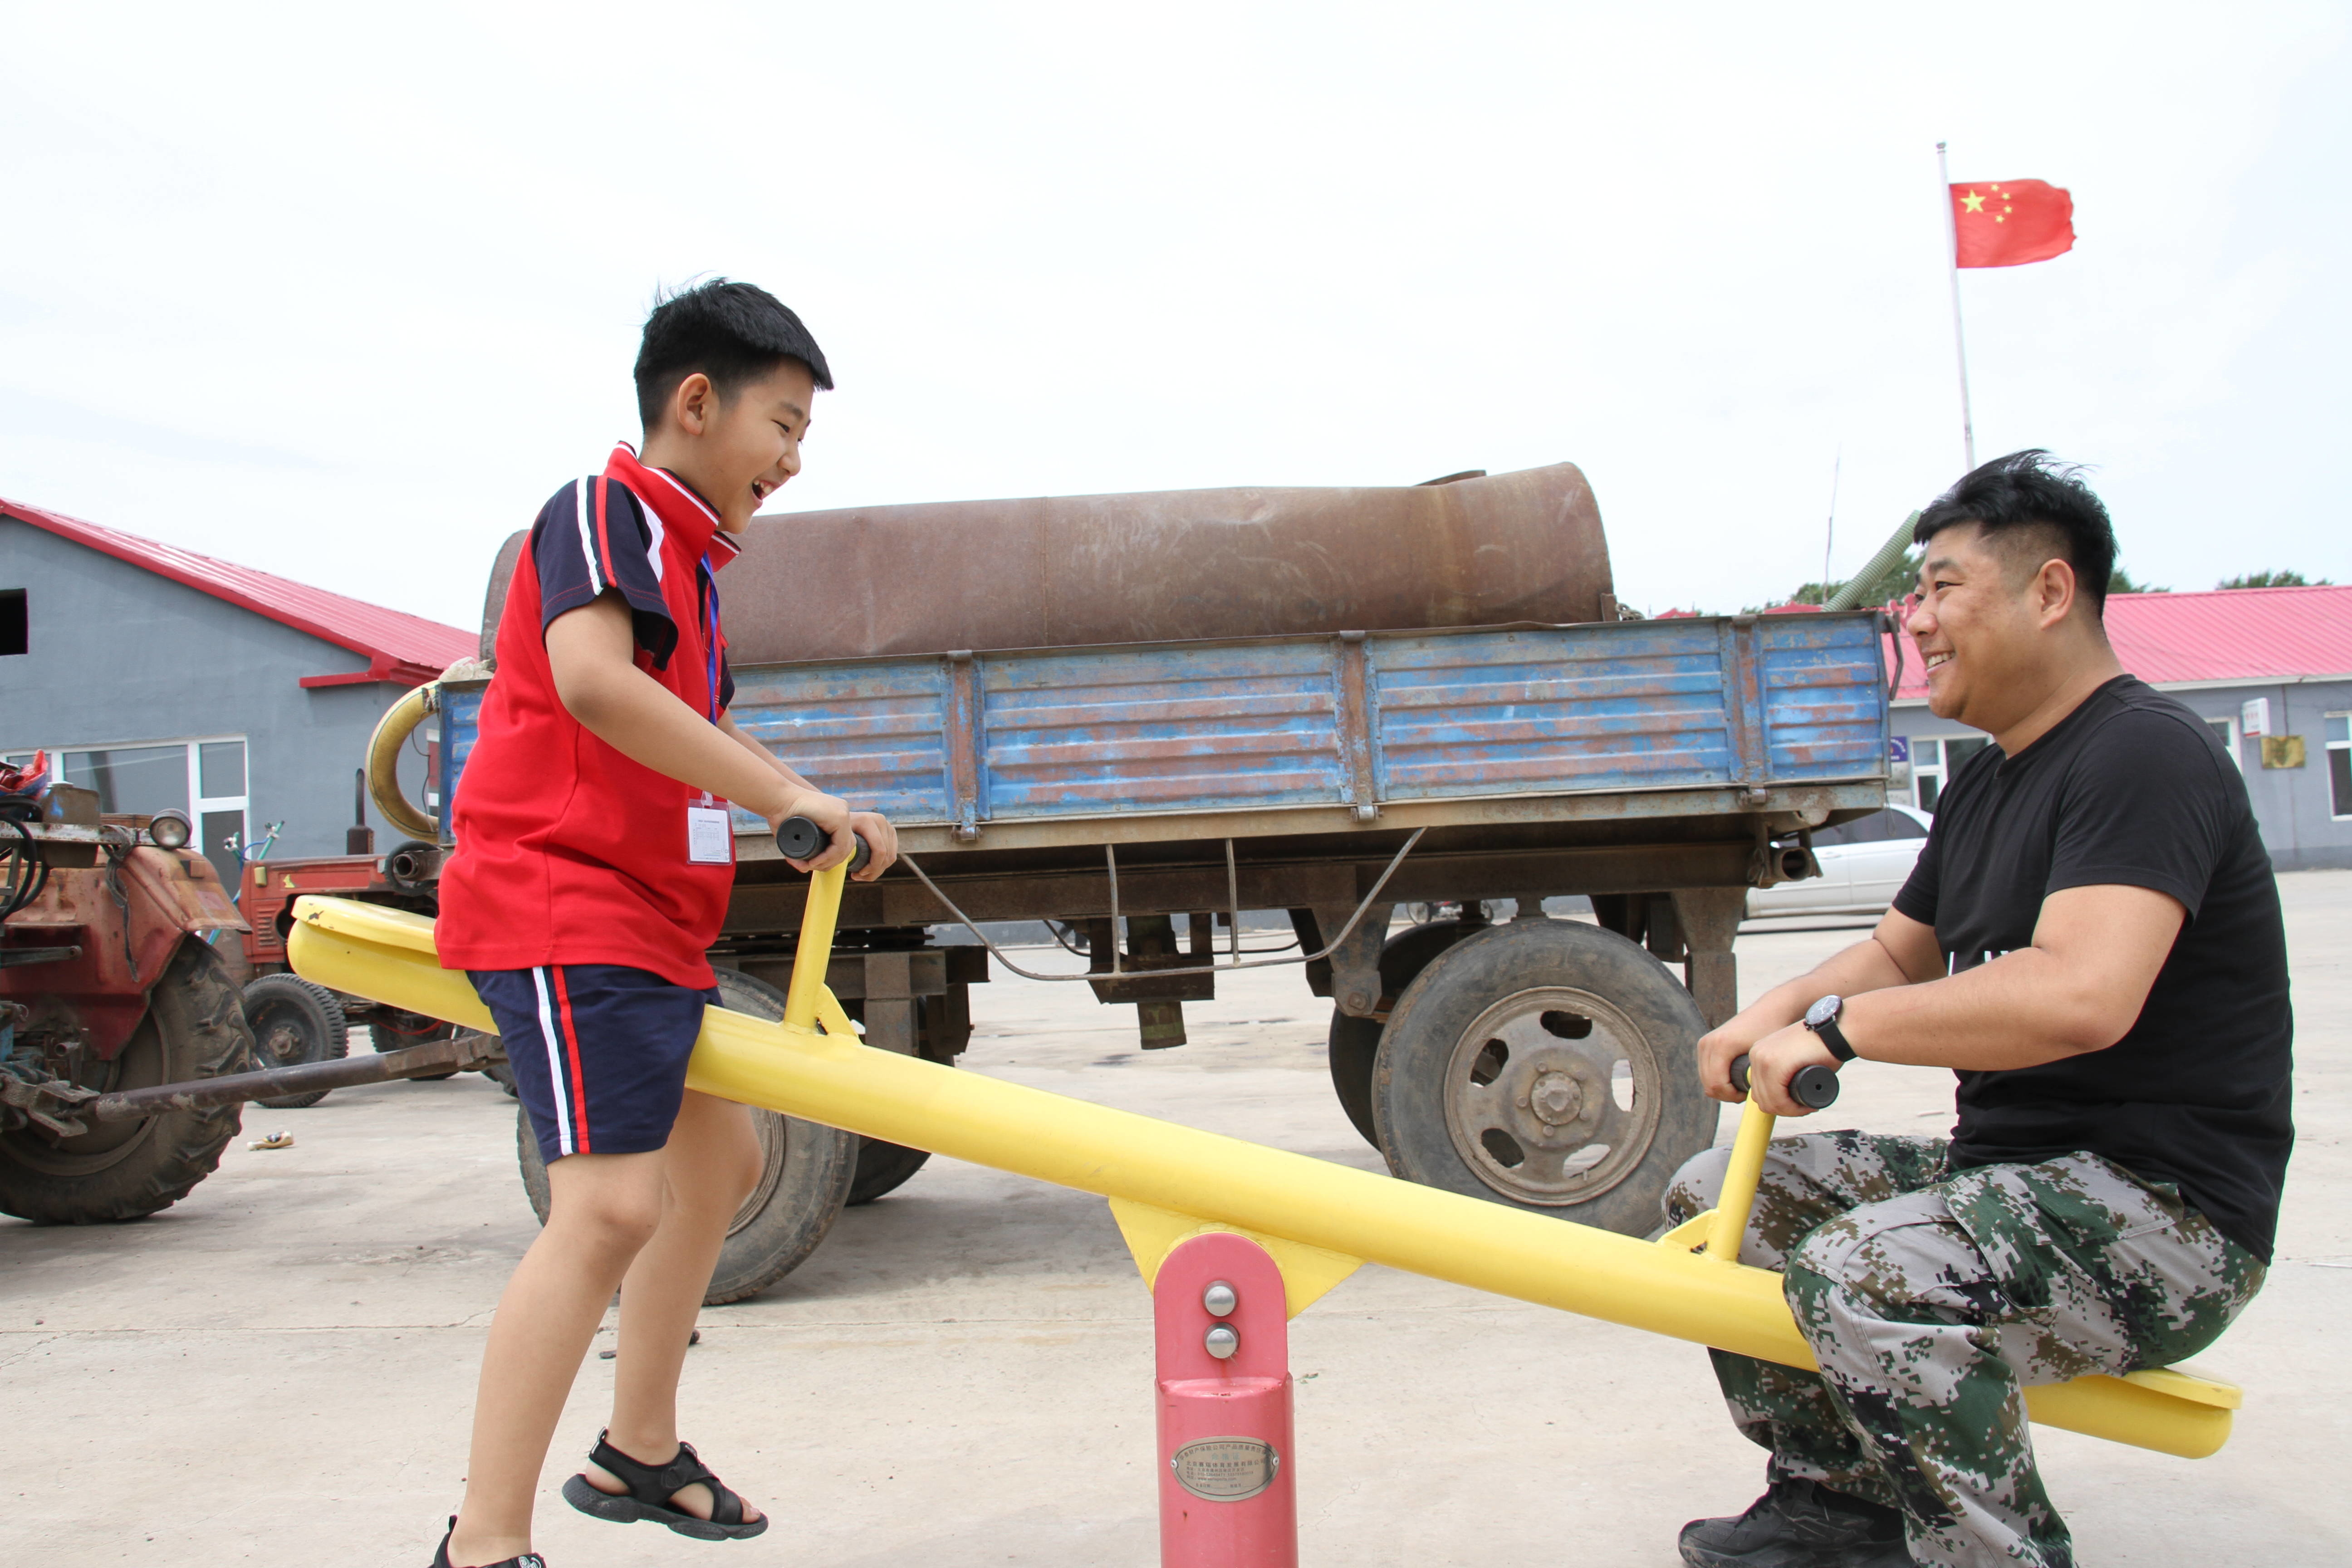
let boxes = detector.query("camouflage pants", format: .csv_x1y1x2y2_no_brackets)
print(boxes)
1666,1132,2264,1568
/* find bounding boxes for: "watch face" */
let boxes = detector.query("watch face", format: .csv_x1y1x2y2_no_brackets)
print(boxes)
1805,995,1842,1029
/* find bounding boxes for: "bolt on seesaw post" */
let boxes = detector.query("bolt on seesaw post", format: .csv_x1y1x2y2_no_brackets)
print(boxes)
1154,1234,1297,1567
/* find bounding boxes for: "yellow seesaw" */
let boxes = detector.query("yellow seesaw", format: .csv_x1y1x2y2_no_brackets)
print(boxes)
285,864,2242,1460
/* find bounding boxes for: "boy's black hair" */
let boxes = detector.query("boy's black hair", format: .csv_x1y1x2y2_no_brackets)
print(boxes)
1913,449,2120,617
633,279,833,429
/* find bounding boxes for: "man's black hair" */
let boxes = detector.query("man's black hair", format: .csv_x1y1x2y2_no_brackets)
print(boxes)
633,278,833,429
1912,449,2120,617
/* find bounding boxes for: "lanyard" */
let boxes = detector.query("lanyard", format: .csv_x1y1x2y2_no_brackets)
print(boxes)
699,553,723,726
692,553,725,813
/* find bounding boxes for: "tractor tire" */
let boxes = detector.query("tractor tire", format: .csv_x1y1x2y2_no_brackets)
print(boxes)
1325,918,1481,1148
241,974,349,1109
848,1138,933,1205
1370,919,1718,1237
0,939,254,1224
513,967,858,1304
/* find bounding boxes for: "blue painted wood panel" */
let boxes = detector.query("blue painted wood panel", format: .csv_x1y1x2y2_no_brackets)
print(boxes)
441,615,1888,831
725,661,953,827
1369,627,1740,799
980,642,1346,818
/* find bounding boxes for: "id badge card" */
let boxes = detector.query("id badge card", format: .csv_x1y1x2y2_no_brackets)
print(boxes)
687,799,735,865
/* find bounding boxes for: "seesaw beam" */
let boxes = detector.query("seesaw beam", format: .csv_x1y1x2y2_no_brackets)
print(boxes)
286,888,2237,1460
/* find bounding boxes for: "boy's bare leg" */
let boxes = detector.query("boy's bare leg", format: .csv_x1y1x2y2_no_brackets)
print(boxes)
586,1089,767,1523
446,1150,668,1567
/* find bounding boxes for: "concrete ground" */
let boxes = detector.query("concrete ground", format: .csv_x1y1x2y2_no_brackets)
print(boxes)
5,876,2347,1567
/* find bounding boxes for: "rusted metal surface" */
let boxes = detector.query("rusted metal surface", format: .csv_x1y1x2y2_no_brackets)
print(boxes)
240,852,411,967
88,1029,502,1121
2,848,248,1060
1669,887,1746,1030
480,462,1614,664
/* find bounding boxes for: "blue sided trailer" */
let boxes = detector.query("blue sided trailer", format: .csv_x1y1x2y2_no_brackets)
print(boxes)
410,598,1893,1302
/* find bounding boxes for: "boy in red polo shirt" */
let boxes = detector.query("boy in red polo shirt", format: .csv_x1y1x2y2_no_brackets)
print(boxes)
430,280,898,1568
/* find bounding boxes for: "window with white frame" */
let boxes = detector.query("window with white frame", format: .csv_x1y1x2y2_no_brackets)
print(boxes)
2328,715,2351,820
2205,715,2243,773
1907,735,1994,813
51,737,250,889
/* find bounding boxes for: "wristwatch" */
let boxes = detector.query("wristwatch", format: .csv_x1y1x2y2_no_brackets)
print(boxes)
1803,995,1857,1062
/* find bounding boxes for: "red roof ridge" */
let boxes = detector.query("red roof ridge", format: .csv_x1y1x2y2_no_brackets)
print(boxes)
2108,583,2350,602
2,493,476,686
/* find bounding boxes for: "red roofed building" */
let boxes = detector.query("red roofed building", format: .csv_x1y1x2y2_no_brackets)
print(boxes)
1,495,478,882
1886,584,2352,870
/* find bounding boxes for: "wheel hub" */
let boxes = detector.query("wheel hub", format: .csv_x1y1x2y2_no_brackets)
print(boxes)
1525,1070,1585,1125
1441,987,1661,1206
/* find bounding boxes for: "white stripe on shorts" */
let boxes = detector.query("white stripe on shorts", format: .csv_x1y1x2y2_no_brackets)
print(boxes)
530,966,575,1157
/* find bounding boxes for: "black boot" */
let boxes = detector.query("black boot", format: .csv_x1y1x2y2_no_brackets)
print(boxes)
1679,1477,1911,1567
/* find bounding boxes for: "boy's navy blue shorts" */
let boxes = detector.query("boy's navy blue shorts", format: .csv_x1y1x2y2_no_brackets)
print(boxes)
470,964,718,1164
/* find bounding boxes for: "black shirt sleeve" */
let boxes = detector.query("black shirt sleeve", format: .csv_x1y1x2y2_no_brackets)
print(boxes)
2047,709,2234,918
530,477,680,668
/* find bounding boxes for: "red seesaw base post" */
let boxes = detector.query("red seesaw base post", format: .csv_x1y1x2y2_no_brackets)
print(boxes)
1153,1231,1298,1568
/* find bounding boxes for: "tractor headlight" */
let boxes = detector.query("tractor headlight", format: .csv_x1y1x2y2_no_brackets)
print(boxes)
147,810,193,850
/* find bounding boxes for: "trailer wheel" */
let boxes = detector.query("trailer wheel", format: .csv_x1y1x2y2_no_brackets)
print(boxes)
512,968,858,1304
848,1138,933,1205
0,939,253,1224
1371,920,1717,1236
240,975,350,1109
1325,918,1480,1147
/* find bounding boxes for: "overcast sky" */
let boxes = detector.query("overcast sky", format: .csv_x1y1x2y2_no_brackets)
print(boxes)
5,3,2346,631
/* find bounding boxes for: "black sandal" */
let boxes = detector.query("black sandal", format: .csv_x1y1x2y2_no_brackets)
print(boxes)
561,1430,769,1541
429,1514,547,1567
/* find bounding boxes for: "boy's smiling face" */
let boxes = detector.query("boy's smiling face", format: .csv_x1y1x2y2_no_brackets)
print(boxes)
644,358,818,532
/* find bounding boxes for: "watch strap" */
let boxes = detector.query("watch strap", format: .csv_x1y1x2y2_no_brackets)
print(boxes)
1812,1014,1857,1062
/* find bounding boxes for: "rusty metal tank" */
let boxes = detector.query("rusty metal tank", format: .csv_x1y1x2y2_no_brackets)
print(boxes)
478,462,1614,661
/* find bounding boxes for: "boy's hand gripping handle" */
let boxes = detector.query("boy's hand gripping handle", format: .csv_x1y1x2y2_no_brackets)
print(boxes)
775,814,873,875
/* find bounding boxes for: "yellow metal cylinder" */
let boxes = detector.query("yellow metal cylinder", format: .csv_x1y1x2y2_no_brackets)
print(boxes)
365,684,440,842
783,862,846,1030
284,896,2239,1460
1704,1100,1778,1263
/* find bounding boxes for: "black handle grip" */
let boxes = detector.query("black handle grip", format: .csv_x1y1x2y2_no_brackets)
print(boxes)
1728,1052,1841,1109
775,815,872,875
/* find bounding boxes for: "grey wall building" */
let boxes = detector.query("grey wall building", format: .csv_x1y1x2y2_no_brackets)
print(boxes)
2,496,474,893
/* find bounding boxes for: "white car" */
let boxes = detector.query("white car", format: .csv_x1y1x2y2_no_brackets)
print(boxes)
1746,804,1934,918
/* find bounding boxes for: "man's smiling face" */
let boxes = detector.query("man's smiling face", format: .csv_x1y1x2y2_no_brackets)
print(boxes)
1904,521,2062,729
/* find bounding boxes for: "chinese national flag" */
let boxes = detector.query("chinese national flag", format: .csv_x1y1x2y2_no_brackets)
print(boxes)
1950,179,2074,268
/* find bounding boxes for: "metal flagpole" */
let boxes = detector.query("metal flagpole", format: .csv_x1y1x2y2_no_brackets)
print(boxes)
1936,141,1977,471
1821,445,1841,598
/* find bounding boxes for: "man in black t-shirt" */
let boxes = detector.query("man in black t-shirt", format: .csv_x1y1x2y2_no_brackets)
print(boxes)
1669,452,2290,1568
